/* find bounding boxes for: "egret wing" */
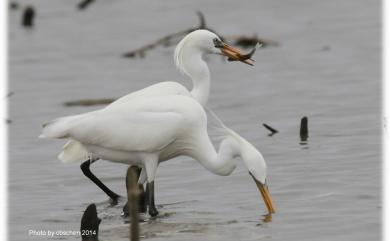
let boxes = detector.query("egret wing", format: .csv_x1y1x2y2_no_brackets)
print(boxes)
105,81,190,111
67,110,184,152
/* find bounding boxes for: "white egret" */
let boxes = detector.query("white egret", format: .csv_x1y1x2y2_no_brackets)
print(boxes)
40,95,275,216
41,29,259,216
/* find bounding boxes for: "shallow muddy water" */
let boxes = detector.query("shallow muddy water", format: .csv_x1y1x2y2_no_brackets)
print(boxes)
8,0,380,240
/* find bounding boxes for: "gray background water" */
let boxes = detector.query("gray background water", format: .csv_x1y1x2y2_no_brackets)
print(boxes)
8,0,381,240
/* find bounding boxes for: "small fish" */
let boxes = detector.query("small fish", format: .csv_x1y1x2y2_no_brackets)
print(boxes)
214,38,261,66
227,42,262,65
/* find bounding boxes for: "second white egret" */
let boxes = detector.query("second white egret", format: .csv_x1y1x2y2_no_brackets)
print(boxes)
40,95,275,216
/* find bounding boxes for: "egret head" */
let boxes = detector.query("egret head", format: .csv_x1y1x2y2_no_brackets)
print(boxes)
174,29,254,70
180,29,221,54
228,130,276,215
206,107,276,215
240,142,276,215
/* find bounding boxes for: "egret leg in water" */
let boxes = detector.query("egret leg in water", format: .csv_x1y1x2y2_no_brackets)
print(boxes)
80,160,120,204
146,181,158,217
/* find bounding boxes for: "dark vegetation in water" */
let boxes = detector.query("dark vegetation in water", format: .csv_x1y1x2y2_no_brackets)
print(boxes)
122,12,279,59
22,6,35,28
122,12,209,59
9,1,19,10
78,0,96,11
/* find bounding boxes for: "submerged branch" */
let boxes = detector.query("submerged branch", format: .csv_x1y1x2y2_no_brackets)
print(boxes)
77,0,95,10
64,98,116,107
122,11,278,59
123,12,207,58
263,123,278,136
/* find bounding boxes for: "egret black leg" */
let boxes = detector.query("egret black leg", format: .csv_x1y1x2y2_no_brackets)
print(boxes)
80,160,120,204
139,185,147,213
146,181,158,217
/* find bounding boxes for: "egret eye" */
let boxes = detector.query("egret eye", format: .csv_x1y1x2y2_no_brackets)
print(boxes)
213,38,223,48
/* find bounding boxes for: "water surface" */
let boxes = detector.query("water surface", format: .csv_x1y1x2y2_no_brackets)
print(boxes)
9,0,381,240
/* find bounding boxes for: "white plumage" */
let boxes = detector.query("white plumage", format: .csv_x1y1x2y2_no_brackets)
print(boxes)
40,29,275,216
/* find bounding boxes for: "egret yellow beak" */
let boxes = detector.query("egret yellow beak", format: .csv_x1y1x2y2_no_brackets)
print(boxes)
253,178,276,214
213,38,256,66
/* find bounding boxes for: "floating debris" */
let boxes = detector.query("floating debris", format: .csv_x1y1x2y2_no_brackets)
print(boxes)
10,1,19,10
77,0,95,10
320,45,331,51
6,91,14,98
232,35,279,48
80,204,100,241
262,123,278,136
300,116,309,142
22,5,35,28
64,98,116,107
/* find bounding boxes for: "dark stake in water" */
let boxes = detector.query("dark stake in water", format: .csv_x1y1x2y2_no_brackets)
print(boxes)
300,116,309,142
126,167,140,241
21,5,35,28
80,204,100,241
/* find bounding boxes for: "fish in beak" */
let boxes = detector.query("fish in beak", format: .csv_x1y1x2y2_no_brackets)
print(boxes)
213,38,261,66
250,174,276,215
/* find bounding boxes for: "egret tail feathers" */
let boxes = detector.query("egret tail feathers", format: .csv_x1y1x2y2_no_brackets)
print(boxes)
39,115,82,139
58,140,89,163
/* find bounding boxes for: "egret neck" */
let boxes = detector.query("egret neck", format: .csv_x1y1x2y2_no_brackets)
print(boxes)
191,135,239,176
175,41,211,106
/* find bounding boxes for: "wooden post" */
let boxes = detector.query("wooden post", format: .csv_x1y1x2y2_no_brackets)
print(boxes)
80,204,100,241
300,116,308,141
22,6,35,28
126,166,140,241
